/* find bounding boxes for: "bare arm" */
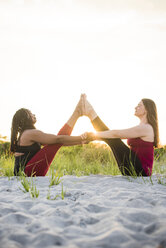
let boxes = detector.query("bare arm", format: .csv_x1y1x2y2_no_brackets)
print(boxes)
23,130,84,145
82,124,153,141
96,125,149,139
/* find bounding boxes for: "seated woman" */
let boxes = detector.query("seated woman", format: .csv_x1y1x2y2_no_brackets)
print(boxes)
81,94,159,176
10,95,85,177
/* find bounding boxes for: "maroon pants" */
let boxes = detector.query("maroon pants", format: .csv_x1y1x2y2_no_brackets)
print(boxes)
24,124,72,177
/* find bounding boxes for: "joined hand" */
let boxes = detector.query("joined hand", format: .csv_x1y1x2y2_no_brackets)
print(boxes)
81,132,96,142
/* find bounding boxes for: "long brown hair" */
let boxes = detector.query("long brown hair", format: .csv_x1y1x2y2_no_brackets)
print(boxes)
142,98,159,148
10,108,36,153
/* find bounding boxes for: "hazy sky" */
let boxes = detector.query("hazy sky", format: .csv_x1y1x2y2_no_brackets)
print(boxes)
0,0,166,144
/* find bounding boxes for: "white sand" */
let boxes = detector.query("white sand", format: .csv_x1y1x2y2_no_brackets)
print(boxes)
0,175,166,248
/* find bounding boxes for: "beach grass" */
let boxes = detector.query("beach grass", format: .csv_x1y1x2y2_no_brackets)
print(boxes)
0,155,14,177
0,142,166,200
18,172,40,198
0,142,166,177
48,143,120,176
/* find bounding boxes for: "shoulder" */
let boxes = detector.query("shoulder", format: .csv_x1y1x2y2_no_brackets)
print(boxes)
128,124,149,133
139,123,154,141
141,123,153,133
20,129,43,142
22,129,42,136
128,124,153,138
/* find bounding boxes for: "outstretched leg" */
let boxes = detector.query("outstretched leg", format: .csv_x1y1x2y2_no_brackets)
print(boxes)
24,95,84,177
82,95,146,176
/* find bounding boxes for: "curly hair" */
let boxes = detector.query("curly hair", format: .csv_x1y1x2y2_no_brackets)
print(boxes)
142,98,159,148
10,108,36,153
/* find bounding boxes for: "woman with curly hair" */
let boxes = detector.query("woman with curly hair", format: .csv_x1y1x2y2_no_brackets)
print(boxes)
11,95,85,177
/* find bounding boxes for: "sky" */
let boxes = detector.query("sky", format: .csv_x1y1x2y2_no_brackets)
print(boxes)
0,0,166,145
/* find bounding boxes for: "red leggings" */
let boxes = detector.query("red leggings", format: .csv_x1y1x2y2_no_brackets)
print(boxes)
24,124,72,177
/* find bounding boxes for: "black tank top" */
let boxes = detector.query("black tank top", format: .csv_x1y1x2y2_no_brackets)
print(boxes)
14,143,41,175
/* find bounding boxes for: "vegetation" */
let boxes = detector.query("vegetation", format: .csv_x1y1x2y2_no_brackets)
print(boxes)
19,171,40,199
0,141,166,199
0,141,10,157
0,141,166,178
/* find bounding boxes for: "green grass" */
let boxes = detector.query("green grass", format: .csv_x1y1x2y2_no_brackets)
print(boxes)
0,142,166,177
46,183,67,201
0,155,14,177
153,152,166,174
49,168,63,187
18,171,40,198
0,142,166,199
48,143,120,176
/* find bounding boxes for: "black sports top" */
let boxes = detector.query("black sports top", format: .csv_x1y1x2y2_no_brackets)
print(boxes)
14,142,41,175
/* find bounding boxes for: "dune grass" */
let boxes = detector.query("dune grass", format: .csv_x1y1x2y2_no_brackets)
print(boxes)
0,142,166,178
19,172,40,198
0,155,14,177
48,143,120,177
1,142,166,201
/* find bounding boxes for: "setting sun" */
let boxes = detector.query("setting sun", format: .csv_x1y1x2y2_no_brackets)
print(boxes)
0,0,165,145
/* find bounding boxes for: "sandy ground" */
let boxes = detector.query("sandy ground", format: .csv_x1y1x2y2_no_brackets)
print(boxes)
0,175,166,248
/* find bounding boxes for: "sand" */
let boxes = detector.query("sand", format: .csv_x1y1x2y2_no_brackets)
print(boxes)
0,175,166,248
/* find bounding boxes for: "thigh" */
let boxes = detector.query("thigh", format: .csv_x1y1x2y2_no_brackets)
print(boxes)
24,123,72,177
24,144,62,176
104,138,144,176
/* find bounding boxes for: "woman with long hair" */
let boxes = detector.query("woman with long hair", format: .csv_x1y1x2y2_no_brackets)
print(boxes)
81,94,159,176
11,95,85,177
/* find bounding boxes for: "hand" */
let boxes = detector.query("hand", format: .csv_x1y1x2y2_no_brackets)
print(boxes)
81,132,96,142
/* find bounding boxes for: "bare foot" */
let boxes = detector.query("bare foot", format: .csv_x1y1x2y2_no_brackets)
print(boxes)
74,94,85,117
82,94,97,120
